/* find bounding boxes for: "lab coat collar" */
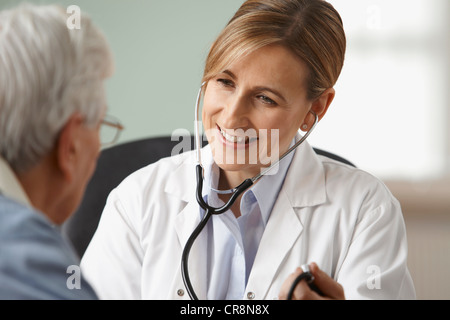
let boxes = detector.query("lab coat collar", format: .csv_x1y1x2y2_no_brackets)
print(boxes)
282,136,327,208
0,156,32,207
164,145,213,203
164,136,327,208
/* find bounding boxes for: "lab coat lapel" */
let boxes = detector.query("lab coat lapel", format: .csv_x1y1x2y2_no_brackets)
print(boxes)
166,142,327,300
173,199,208,300
166,149,209,300
246,141,326,299
246,189,302,299
284,139,327,208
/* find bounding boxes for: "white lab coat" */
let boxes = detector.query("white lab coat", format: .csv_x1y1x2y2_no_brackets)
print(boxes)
81,140,416,300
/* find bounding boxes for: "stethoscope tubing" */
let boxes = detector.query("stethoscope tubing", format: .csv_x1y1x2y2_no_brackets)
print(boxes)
181,165,253,300
182,83,319,300
180,207,212,300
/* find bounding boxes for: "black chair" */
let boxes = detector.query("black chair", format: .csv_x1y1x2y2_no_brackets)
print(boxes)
62,136,354,258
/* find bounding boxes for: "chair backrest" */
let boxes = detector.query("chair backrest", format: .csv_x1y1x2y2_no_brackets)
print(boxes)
62,136,354,258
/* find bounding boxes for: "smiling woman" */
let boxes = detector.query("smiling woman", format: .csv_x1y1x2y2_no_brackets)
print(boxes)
202,44,331,189
81,0,415,301
201,0,346,192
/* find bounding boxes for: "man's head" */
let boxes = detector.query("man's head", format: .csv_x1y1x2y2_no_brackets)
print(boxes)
0,3,114,223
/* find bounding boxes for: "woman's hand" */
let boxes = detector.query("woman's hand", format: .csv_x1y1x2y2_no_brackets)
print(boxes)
278,262,345,300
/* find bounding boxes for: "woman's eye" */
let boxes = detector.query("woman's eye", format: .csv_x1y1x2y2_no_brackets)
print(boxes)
217,78,234,87
257,95,277,106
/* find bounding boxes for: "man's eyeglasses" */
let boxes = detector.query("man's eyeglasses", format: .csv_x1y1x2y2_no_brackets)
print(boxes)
100,114,124,147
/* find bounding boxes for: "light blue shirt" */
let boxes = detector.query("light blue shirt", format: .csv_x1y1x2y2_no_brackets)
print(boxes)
0,156,97,299
0,195,98,299
201,141,295,300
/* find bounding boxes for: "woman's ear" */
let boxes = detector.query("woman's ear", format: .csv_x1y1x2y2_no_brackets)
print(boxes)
55,113,84,182
300,88,335,131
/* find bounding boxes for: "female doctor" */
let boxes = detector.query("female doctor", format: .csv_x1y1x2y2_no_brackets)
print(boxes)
81,0,415,300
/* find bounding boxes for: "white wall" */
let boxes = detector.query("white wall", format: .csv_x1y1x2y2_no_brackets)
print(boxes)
311,0,450,180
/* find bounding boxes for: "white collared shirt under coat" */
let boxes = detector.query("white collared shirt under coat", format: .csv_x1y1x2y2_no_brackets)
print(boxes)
81,140,416,300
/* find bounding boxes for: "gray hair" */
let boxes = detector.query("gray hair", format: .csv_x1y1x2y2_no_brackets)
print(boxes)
0,3,114,173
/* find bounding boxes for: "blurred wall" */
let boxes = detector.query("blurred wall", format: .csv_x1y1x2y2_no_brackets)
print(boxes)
1,0,448,180
0,0,244,143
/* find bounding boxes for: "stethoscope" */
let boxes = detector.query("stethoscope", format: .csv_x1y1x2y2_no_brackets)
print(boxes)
181,82,319,300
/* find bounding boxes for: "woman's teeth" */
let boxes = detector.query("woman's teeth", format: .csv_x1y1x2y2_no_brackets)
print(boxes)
220,127,246,143
218,126,258,144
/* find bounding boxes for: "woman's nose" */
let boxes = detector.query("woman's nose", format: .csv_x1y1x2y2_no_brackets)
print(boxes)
220,95,249,129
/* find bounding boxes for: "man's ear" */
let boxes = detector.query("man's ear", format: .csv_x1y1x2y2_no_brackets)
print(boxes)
55,113,84,183
301,88,335,131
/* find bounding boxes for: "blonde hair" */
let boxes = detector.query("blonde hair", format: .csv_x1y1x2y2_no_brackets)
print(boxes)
202,0,346,100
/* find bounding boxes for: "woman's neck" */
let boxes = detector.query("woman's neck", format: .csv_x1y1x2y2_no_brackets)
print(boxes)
218,168,253,191
217,168,258,218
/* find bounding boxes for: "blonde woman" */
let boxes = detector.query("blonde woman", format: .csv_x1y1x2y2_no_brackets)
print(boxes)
82,0,415,300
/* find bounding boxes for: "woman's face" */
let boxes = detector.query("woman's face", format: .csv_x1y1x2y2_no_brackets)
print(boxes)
202,44,312,178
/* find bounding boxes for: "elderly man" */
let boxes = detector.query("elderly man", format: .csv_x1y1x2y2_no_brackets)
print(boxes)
0,3,118,299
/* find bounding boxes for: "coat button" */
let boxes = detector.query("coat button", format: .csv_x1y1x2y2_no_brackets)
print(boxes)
247,292,255,300
177,289,185,297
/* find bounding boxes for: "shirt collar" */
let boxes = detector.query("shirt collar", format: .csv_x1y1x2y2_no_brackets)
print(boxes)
0,156,32,207
201,138,295,226
243,139,295,226
165,133,327,209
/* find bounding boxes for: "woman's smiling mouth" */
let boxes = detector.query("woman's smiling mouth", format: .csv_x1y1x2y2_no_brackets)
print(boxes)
216,124,258,146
